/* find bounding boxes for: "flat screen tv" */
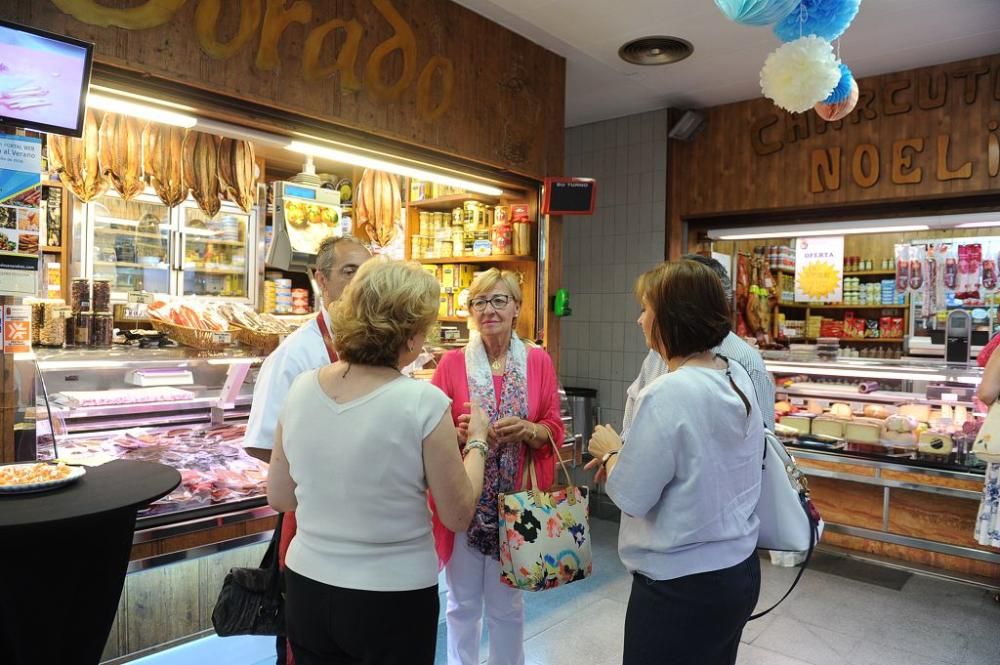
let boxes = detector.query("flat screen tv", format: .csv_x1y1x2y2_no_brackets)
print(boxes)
0,20,94,138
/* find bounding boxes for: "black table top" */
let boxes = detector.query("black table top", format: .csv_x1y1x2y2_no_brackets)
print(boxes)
0,460,180,529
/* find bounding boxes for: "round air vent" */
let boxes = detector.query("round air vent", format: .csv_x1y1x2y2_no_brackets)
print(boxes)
618,36,693,66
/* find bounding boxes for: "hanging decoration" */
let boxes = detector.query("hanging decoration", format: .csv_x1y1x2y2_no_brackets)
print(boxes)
823,63,855,103
774,0,862,42
814,77,858,121
713,0,800,27
760,36,841,113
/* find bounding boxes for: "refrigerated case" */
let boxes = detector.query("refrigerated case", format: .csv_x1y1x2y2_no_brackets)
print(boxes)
73,189,261,305
16,346,269,525
766,358,1000,586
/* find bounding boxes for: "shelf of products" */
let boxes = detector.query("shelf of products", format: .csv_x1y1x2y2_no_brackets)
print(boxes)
409,193,500,209
95,260,169,270
419,255,533,265
844,270,896,277
808,304,906,310
94,227,165,241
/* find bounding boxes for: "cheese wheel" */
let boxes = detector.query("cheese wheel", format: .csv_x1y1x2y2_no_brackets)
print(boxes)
863,404,890,419
812,417,845,438
780,415,812,435
845,417,882,444
918,431,953,455
899,404,931,423
829,403,854,420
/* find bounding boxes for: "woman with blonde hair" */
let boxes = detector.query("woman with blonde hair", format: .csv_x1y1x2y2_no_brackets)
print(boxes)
268,259,491,665
430,268,564,665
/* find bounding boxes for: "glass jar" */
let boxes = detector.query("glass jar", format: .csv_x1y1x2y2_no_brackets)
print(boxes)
92,312,113,348
411,235,423,259
491,223,513,256
513,220,532,256
39,304,68,347
418,212,432,237
92,279,111,313
73,311,92,347
452,229,465,257
71,278,90,314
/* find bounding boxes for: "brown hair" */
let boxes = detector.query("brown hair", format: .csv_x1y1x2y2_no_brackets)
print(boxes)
636,260,731,358
330,260,439,367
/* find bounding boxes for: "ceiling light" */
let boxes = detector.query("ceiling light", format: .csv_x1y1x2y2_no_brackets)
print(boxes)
286,141,504,197
619,36,693,66
716,225,929,241
955,220,1000,229
87,93,198,128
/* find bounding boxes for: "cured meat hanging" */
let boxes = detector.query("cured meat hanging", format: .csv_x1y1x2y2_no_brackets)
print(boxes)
143,123,188,207
98,112,145,201
182,129,222,217
218,137,257,214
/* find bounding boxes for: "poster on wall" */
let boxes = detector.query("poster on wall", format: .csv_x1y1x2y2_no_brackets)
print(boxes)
795,236,844,303
0,133,42,297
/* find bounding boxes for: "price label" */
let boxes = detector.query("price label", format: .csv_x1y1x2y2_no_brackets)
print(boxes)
210,332,232,345
941,393,959,403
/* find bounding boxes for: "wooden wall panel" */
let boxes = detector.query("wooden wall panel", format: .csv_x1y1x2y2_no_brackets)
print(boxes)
887,488,985,549
124,559,202,654
824,531,1000,581
805,476,884,530
7,0,565,181
669,54,1000,256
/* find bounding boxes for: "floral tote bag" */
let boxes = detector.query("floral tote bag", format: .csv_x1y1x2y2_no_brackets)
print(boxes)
498,434,592,591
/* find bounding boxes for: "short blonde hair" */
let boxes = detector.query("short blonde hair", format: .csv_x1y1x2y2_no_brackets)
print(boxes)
330,260,439,367
468,268,522,303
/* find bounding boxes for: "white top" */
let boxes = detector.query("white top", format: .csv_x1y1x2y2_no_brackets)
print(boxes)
244,312,332,450
280,369,451,591
608,361,764,581
622,332,776,434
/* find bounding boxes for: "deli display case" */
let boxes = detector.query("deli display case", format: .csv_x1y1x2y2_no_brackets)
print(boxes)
765,358,1000,585
72,189,262,305
14,346,271,529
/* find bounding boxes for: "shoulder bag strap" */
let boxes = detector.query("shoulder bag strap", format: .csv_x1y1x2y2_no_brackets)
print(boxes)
749,509,819,620
314,312,339,363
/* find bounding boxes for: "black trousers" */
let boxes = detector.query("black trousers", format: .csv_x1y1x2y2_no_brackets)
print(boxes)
623,552,761,665
285,567,439,665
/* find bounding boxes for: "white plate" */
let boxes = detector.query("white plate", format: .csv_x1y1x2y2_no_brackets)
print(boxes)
0,465,86,494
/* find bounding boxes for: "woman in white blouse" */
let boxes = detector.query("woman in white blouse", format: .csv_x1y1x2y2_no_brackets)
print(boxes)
588,259,764,665
268,260,491,665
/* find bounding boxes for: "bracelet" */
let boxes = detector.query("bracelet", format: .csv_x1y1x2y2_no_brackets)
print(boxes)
464,439,488,460
601,450,620,469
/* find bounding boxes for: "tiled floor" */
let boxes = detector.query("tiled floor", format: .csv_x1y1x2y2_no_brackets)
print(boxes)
133,517,1000,665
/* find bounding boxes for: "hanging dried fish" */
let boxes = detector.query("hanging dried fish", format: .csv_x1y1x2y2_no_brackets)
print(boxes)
354,169,401,247
143,123,188,207
218,137,256,213
98,112,145,200
182,129,222,217
57,109,108,202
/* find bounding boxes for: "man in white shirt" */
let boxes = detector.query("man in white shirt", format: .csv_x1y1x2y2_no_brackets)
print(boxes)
244,235,371,665
621,255,776,435
244,235,372,458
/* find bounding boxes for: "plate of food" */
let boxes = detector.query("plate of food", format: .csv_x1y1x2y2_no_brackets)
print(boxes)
0,462,86,494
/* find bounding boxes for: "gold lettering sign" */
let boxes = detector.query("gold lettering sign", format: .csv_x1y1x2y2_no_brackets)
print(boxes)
50,0,456,123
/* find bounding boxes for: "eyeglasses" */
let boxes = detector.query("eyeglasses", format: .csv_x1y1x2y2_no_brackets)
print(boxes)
470,295,512,312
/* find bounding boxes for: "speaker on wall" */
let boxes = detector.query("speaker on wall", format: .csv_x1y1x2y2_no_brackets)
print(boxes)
668,110,706,142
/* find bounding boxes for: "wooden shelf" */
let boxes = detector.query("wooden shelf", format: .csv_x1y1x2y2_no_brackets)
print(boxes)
94,260,168,269
41,246,63,253
408,193,499,209
772,267,795,275
776,302,809,308
419,255,534,265
438,316,470,323
42,179,64,188
837,338,905,343
844,270,895,277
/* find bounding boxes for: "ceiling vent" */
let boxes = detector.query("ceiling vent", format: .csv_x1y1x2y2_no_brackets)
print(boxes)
618,36,693,66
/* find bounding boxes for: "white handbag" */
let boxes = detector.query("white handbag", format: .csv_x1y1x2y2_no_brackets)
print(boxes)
756,431,824,552
972,404,1000,463
749,431,824,620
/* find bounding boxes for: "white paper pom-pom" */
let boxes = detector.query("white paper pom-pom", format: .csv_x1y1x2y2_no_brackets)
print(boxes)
760,36,841,113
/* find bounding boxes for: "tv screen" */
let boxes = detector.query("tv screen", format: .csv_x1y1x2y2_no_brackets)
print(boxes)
542,177,597,215
0,20,94,138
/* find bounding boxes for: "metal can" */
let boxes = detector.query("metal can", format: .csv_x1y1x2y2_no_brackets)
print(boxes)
452,229,465,257
437,238,453,258
419,212,432,237
452,207,464,226
411,235,423,259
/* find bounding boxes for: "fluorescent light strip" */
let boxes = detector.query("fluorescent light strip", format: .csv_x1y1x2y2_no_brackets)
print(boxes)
87,93,198,128
766,362,980,384
955,221,1000,229
717,225,929,241
286,140,504,197
89,85,198,113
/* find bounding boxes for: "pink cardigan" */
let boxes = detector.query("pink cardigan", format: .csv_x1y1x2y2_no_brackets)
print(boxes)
429,346,565,566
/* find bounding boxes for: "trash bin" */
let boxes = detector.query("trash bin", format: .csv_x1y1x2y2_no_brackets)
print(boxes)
564,386,599,454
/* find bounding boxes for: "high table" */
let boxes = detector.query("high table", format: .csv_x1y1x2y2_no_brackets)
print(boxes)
0,460,181,665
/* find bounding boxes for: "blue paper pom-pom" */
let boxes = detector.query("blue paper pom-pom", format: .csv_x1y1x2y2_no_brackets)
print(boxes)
774,0,862,42
714,0,800,27
824,63,855,103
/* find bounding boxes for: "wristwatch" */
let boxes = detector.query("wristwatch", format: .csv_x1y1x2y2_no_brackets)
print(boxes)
601,450,620,468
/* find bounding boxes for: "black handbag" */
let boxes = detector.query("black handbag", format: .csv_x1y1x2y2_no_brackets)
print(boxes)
212,513,286,637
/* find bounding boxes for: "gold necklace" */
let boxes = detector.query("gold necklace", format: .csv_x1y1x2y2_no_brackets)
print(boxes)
489,350,507,372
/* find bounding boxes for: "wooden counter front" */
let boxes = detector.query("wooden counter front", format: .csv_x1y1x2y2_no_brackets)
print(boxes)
797,454,1000,583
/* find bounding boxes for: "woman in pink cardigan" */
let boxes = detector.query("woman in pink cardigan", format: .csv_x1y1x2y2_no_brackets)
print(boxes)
431,268,563,665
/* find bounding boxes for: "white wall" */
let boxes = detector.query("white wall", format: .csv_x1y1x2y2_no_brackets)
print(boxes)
559,109,668,429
